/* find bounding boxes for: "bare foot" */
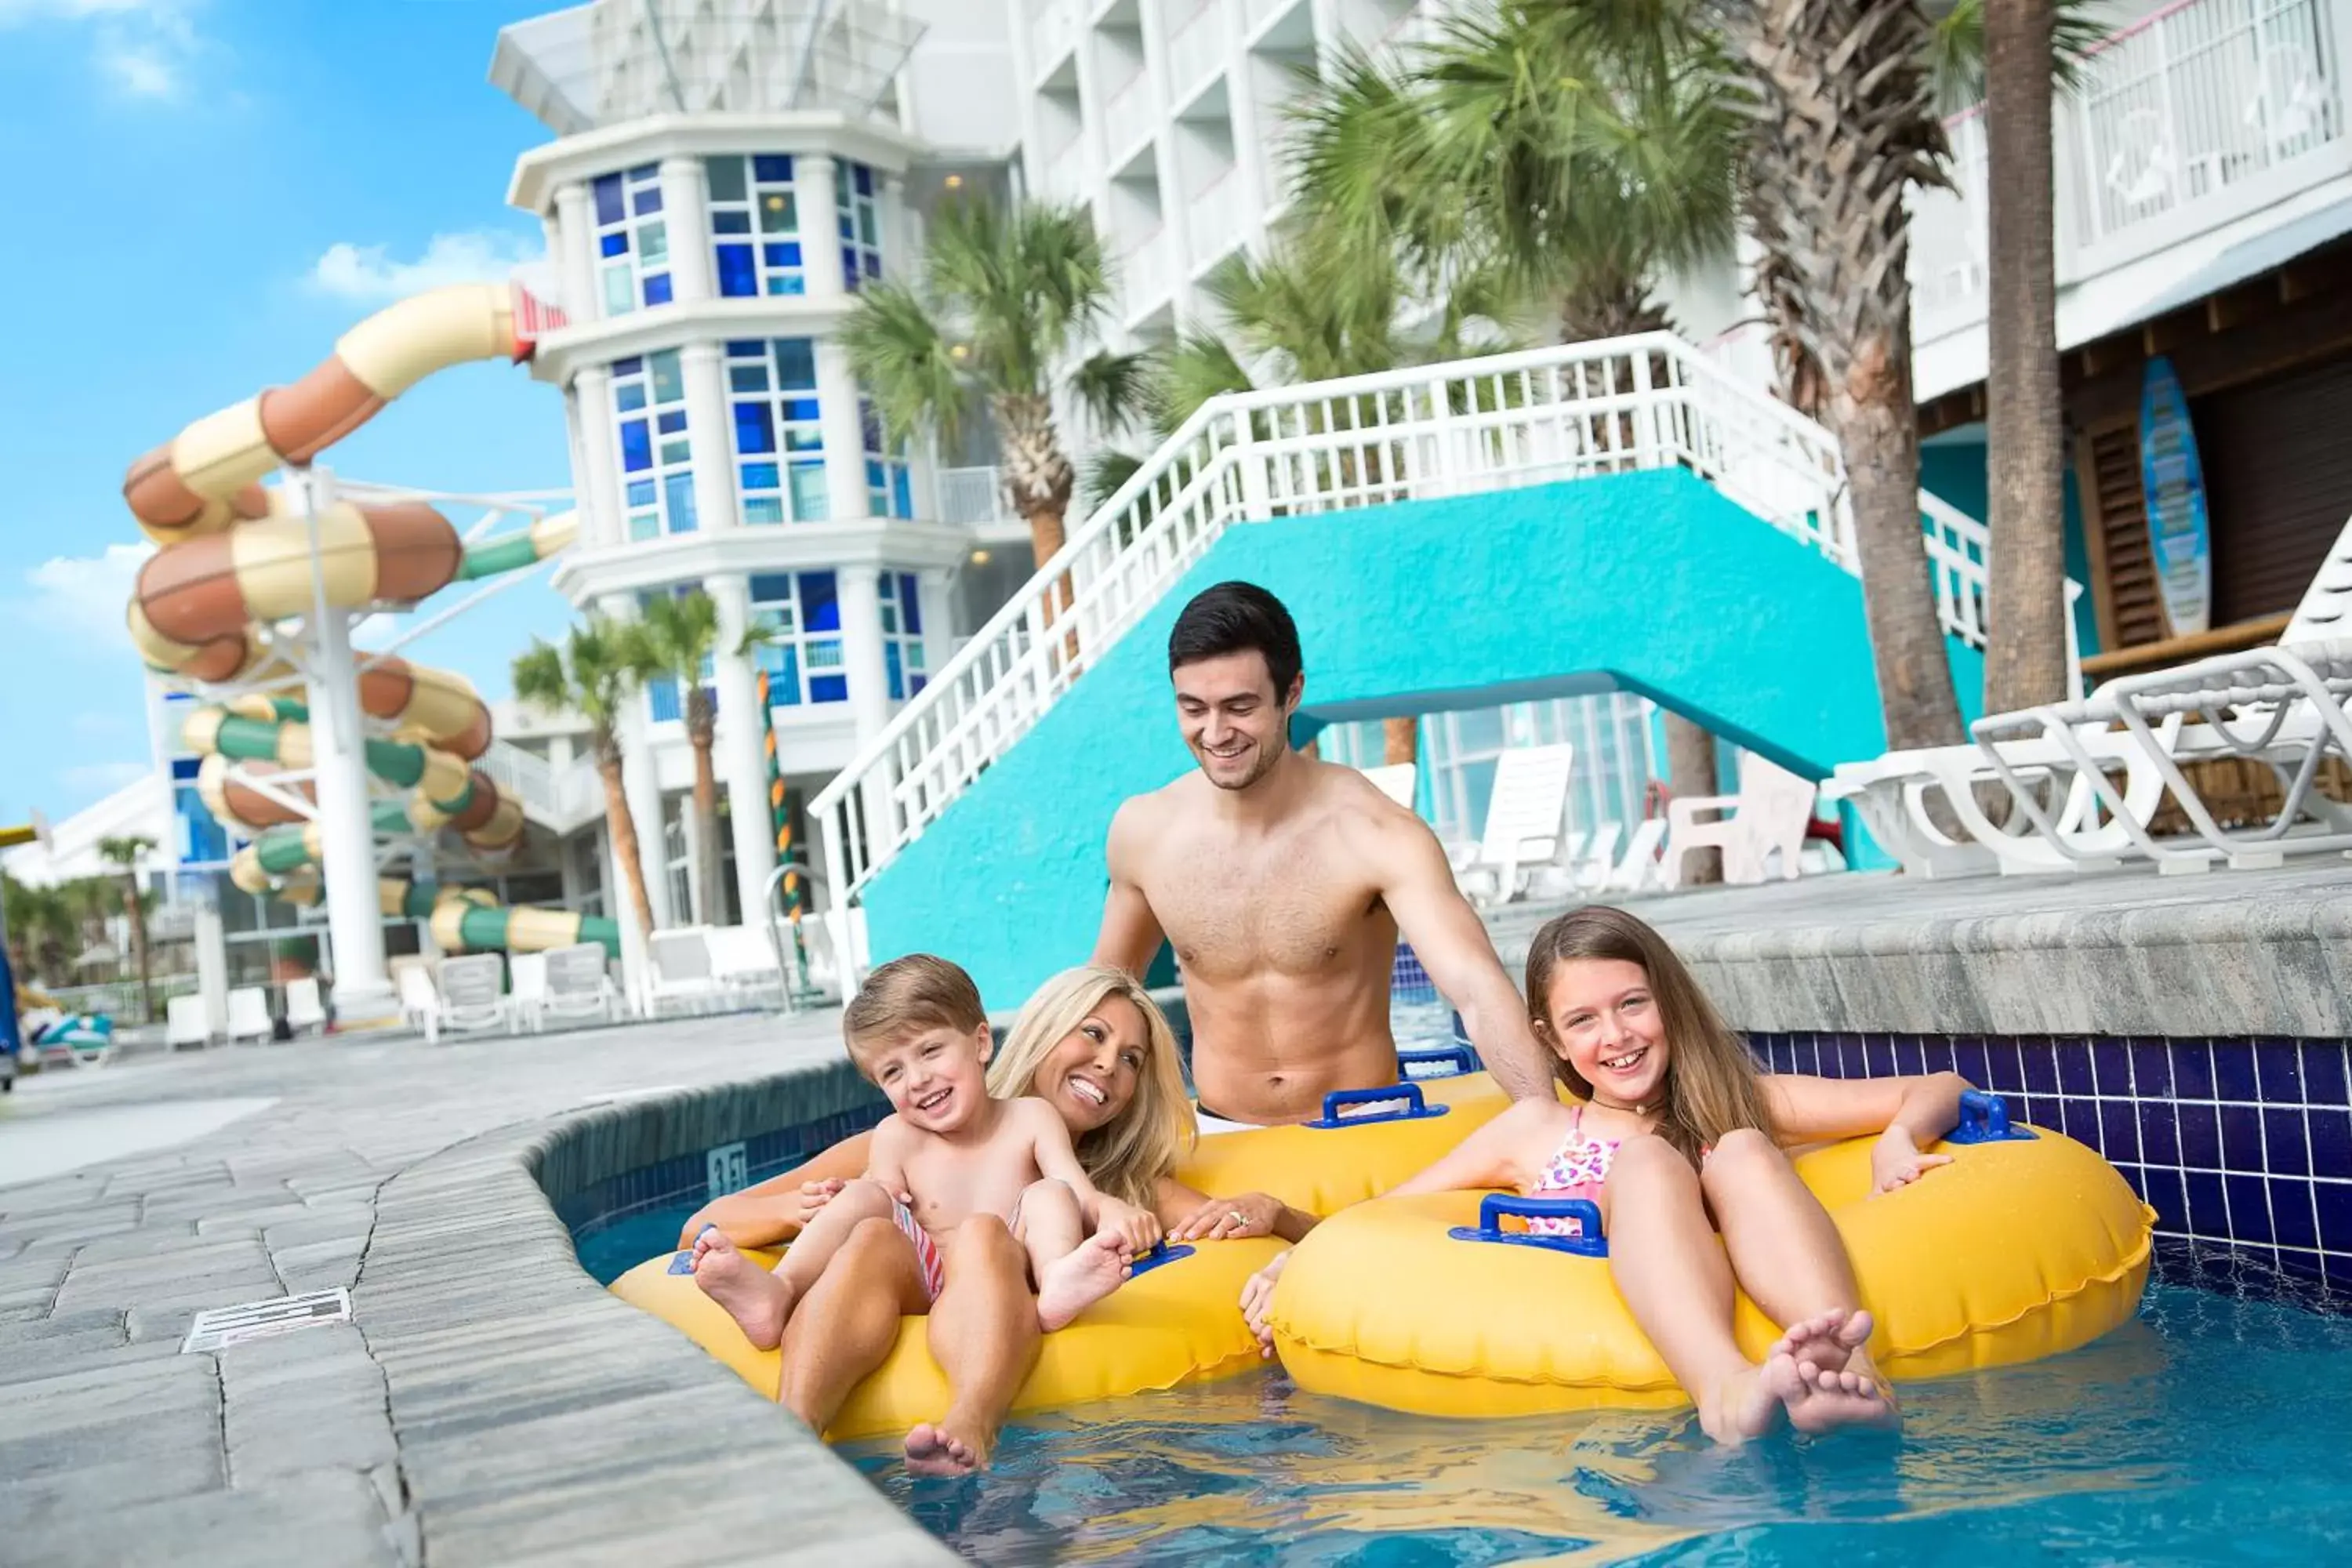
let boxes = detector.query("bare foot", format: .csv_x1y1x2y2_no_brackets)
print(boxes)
1700,1363,1787,1446
1774,1353,1901,1436
692,1232,793,1350
1035,1231,1131,1332
1773,1308,1870,1381
904,1420,989,1477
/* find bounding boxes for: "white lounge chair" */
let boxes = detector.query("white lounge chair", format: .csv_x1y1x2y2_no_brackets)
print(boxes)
1454,744,1577,908
433,954,509,1040
507,953,550,1035
708,925,785,1009
1571,822,1624,891
647,928,726,1017
284,977,327,1037
1360,763,1417,809
542,942,622,1030
1661,755,1820,889
225,987,274,1045
1601,817,1670,894
397,965,441,1041
165,993,212,1051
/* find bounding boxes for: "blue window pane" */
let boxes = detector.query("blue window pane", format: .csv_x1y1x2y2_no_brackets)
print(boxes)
171,755,201,781
706,155,746,201
885,642,904,701
663,472,699,532
784,426,823,452
789,463,829,520
632,184,664,216
734,403,776,455
615,383,647,413
626,479,655,506
750,573,791,602
612,356,643,376
754,154,793,182
593,172,624,224
713,210,753,235
740,460,779,489
892,467,913,520
629,162,658,180
799,572,839,631
769,275,807,296
861,405,884,451
729,365,769,394
656,409,687,434
649,677,681,723
786,397,820,422
742,497,784,524
629,511,660,542
776,241,803,267
642,271,673,307
909,672,928,695
619,419,652,472
864,254,882,281
900,574,922,634
776,339,816,388
773,646,802,705
842,249,862,289
810,673,848,704
866,459,885,488
600,231,629,258
716,244,757,295
651,350,682,402
854,164,873,196
725,339,762,357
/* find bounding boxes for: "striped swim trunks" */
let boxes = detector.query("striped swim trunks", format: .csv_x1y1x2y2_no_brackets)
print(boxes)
889,1200,948,1303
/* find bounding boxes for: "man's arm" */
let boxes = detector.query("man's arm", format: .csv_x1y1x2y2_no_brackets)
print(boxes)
1370,811,1556,1104
1093,797,1167,975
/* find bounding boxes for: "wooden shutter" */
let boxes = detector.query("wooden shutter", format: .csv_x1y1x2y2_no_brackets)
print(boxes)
2194,356,2352,625
2085,423,2168,648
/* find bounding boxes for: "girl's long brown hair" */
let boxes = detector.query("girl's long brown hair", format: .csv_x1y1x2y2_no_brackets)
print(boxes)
1523,906,1776,1164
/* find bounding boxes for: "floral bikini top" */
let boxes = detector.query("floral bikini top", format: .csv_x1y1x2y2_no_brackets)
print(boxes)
1523,1104,1618,1236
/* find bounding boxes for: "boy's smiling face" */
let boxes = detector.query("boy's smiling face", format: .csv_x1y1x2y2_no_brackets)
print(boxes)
858,1022,993,1134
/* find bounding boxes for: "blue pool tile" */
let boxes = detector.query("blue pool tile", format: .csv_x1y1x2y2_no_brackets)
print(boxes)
1953,1038,1989,1089
2140,1101,2182,1167
2277,1245,2327,1283
2140,1167,2186,1230
1893,1037,1925,1077
2310,1110,2352,1178
2267,1109,2312,1177
2273,1181,2320,1250
2225,1175,2276,1244
2180,1103,2223,1170
2056,1098,2091,1144
2215,1043,2260,1103
2315,1181,2352,1254
2175,1043,2217,1101
2304,1043,2350,1107
2056,1044,2096,1096
2257,1040,2305,1103
2099,1100,2140,1163
2186,1171,2231,1236
2023,1044,2060,1095
1863,1036,1893,1077
2223,1105,2267,1173
2130,1039,2173,1098
1918,1038,1956,1075
2090,1038,2129,1095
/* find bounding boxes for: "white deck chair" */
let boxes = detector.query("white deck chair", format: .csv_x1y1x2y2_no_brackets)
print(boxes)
397,965,441,1042
1360,763,1418,809
1602,817,1670,893
434,953,509,1040
165,993,211,1051
1570,822,1624,891
1661,755,1820,890
1454,744,1577,907
507,953,550,1035
283,977,327,1037
707,925,785,1009
646,928,725,1017
543,942,622,1029
225,987,274,1045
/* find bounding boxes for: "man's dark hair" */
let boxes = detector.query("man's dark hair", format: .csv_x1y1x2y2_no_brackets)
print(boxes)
1167,582,1302,695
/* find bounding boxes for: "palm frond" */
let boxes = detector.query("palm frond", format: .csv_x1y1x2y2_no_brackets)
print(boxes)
1067,350,1152,437
838,278,966,451
1925,0,2111,109
1082,447,1149,511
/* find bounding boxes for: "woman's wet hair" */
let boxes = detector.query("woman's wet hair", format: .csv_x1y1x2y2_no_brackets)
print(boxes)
989,965,1194,1207
1523,905,1776,1164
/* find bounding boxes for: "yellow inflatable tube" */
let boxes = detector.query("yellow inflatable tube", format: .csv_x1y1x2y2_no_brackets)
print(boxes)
1269,1099,2157,1418
610,1069,1513,1438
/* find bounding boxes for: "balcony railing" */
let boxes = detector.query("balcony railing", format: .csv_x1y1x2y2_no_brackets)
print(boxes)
936,466,1006,527
1909,0,2350,347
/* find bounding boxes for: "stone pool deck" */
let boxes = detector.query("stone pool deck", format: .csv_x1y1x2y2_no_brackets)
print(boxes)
0,1013,953,1568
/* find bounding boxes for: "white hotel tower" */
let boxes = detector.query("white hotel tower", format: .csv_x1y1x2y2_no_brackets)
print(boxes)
489,1,1038,935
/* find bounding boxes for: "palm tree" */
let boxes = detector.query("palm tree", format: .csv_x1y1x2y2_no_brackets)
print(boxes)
513,615,658,942
96,837,155,1022
625,590,725,927
842,198,1145,570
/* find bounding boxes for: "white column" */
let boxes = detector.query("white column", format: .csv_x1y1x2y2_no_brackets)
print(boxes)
916,568,956,678
572,364,622,550
709,577,779,926
296,473,395,1025
798,154,848,297
194,902,228,1040
659,156,714,303
554,180,597,322
815,339,871,525
836,564,900,850
681,341,736,534
599,591,676,934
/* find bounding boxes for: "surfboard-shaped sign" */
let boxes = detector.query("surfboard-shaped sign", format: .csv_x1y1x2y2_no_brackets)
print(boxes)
2139,355,2212,637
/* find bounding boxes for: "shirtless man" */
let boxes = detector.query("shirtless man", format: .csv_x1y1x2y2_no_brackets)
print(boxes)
1094,581,1555,1130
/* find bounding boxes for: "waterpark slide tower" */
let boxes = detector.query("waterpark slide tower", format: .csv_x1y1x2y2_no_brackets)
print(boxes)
122,282,613,1025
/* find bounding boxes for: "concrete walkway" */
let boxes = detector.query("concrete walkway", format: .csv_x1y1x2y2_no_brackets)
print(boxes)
0,1016,952,1568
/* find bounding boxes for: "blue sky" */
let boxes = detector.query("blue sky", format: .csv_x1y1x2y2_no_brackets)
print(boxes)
0,0,583,826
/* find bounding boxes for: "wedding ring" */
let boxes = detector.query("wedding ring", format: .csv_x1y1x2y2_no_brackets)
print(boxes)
1229,1210,1247,1226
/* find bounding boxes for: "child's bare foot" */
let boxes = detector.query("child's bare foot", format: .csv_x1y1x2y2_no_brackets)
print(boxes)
904,1419,989,1477
1700,1363,1787,1446
1035,1231,1131,1331
1774,1308,1869,1381
1766,1308,1898,1434
692,1232,793,1350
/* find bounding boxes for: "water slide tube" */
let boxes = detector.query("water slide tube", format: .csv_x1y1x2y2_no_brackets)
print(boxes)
119,282,616,956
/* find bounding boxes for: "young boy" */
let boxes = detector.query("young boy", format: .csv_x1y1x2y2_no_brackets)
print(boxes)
692,953,1138,1357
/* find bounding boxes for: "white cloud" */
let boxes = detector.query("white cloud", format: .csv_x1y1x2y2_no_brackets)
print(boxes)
24,542,155,642
57,760,153,797
310,232,547,304
0,0,205,101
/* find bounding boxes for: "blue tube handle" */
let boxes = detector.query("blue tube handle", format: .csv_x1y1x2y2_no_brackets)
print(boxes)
1398,1045,1477,1079
1944,1088,2036,1145
1308,1081,1446,1127
1126,1241,1196,1278
1448,1194,1609,1258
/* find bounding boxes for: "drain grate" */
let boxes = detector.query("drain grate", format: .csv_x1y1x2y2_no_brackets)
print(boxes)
181,1288,353,1354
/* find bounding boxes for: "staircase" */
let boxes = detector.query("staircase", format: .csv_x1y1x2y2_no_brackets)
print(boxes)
478,741,604,836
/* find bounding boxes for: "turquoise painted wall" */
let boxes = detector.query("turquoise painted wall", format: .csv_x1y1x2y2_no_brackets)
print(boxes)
862,469,1987,1007
1920,441,2100,658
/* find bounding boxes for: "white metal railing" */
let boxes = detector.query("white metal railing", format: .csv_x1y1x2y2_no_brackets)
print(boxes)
811,333,1977,919
480,739,603,833
936,466,1007,527
1910,0,2347,339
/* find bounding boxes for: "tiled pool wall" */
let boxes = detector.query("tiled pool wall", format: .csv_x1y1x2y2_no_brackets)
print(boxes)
1749,1031,2352,1307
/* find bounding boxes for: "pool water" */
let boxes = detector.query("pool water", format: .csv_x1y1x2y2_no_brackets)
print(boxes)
832,1283,2352,1565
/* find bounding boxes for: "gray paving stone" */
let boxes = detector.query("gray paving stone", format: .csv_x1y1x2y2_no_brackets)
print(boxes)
5,1467,394,1568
